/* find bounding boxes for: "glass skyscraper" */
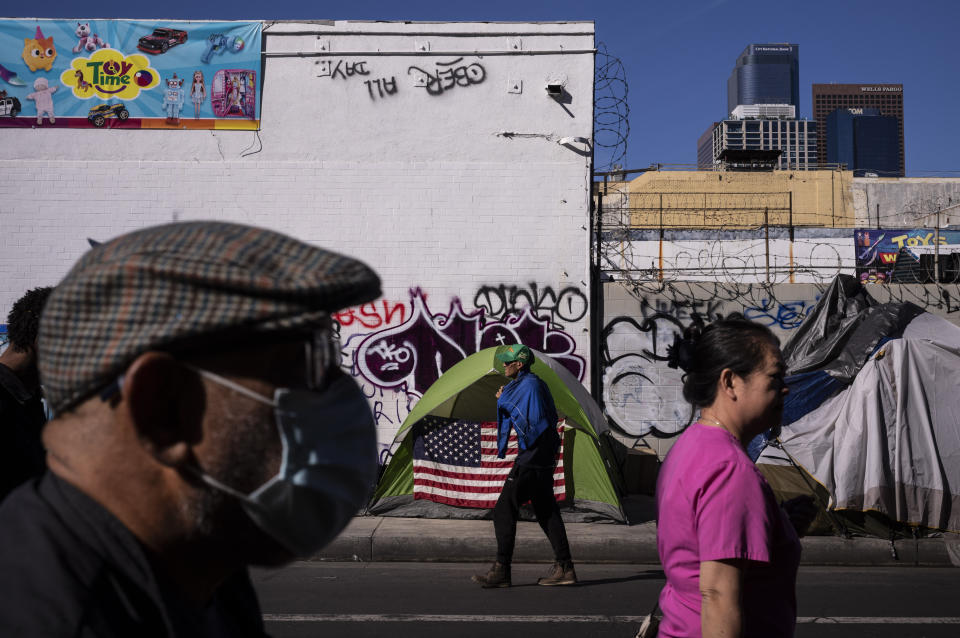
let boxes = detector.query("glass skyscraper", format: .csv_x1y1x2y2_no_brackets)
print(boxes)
827,108,899,176
727,44,799,117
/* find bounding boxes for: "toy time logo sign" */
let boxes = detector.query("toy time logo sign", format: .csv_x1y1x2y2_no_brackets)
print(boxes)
60,49,159,99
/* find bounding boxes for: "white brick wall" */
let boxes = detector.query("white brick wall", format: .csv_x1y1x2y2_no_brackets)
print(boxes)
0,21,596,450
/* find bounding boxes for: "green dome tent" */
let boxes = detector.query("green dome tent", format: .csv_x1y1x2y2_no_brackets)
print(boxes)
368,345,626,522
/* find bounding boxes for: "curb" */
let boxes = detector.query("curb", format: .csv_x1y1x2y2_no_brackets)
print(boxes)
314,517,960,567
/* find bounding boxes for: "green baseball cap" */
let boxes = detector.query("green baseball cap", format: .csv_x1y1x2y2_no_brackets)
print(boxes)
495,344,534,366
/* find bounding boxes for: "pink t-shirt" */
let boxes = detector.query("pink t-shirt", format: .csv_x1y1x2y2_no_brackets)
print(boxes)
655,423,801,638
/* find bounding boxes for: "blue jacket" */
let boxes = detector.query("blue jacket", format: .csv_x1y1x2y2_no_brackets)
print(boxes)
496,369,558,458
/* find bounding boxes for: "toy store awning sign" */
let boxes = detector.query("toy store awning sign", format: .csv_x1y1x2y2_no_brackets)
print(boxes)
0,19,261,130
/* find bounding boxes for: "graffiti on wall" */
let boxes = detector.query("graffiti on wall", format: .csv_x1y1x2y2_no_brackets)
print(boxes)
336,287,587,452
318,56,486,101
743,298,817,331
600,286,822,439
407,58,486,97
348,287,584,396
318,57,398,101
333,299,407,329
600,312,695,439
473,283,588,328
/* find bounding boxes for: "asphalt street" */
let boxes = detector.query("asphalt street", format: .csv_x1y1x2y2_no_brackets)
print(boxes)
252,562,960,638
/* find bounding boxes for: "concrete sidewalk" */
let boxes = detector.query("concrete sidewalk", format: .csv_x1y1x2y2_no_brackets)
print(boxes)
317,515,960,567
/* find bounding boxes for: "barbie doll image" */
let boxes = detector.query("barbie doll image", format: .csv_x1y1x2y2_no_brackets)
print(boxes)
190,70,206,119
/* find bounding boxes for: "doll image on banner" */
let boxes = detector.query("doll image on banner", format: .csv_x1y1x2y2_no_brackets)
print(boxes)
211,69,256,118
190,70,206,119
26,77,57,125
162,73,185,124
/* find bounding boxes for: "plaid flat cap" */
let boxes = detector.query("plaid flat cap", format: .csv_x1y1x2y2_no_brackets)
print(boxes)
39,221,380,413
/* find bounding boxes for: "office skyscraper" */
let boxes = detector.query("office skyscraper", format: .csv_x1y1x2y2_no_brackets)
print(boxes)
827,109,899,176
727,44,799,117
812,84,904,175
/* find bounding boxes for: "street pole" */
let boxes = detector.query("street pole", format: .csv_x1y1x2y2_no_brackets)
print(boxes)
789,192,795,283
658,193,664,282
764,207,770,283
935,204,941,283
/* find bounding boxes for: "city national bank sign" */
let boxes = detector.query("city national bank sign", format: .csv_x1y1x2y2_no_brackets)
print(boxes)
0,19,261,130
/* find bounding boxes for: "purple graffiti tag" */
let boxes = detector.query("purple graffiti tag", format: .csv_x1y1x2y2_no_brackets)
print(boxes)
350,289,586,396
477,308,584,380
354,290,468,394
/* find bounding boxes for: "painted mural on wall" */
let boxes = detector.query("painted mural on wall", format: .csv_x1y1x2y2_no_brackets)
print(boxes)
0,19,261,129
333,287,587,465
855,229,960,283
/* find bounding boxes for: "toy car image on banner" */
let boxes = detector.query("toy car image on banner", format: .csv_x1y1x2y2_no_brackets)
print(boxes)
0,19,261,130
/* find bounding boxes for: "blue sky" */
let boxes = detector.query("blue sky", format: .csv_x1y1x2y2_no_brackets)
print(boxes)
10,0,958,175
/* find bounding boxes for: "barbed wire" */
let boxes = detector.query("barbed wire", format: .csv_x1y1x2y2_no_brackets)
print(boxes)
593,42,629,173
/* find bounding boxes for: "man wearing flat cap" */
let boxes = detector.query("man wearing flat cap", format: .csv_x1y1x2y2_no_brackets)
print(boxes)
0,222,381,636
472,344,576,588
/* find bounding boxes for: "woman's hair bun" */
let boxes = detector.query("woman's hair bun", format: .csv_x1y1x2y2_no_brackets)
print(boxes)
666,326,700,372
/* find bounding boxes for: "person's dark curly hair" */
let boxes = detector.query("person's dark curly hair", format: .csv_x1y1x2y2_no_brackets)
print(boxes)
6,287,54,353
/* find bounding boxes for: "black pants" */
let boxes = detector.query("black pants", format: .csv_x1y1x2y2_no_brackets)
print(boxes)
494,464,571,565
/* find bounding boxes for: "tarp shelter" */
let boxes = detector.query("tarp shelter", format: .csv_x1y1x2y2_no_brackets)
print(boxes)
368,346,626,522
756,275,960,536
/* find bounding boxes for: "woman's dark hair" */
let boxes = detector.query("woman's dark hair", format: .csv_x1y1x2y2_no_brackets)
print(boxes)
668,315,780,409
6,287,54,353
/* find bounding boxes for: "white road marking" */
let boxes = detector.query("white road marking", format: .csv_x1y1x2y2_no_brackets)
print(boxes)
262,614,960,624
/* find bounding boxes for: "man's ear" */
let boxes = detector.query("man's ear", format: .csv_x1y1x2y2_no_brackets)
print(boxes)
122,351,205,468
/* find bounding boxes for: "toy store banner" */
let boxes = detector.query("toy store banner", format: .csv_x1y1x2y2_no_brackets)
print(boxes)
855,228,960,283
0,19,261,130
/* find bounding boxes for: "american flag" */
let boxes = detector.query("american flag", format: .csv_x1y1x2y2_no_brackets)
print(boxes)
412,416,565,509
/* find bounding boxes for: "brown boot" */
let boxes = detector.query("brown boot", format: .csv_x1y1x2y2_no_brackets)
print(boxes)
471,561,511,588
537,560,577,586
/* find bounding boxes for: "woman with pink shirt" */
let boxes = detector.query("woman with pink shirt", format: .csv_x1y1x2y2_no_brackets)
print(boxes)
655,318,816,638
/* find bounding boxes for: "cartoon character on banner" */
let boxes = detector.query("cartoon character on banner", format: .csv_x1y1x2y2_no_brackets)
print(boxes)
22,26,57,72
72,23,109,53
190,70,206,119
74,70,92,94
162,73,185,125
26,77,57,125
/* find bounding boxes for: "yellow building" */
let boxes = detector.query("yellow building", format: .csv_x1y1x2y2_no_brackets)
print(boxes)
596,169,855,229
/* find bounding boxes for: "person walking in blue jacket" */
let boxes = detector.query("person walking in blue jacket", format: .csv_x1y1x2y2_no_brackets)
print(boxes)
472,344,576,588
